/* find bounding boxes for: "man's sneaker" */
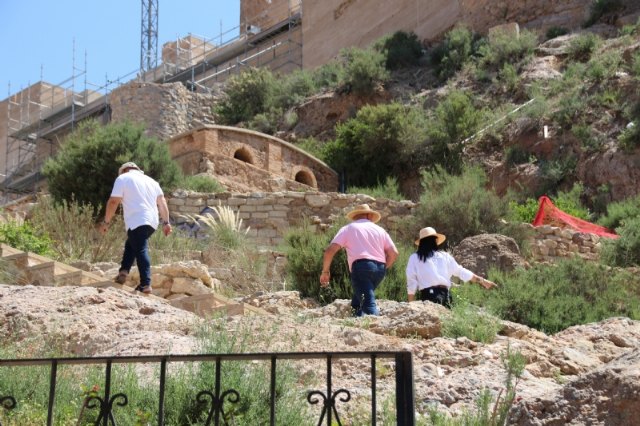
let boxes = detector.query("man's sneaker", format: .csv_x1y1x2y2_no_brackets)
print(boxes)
114,271,128,284
135,284,152,294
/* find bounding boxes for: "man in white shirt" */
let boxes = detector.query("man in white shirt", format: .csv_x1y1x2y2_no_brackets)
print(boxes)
99,162,172,294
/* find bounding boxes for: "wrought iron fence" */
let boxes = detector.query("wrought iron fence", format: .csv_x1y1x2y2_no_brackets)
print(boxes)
0,351,414,426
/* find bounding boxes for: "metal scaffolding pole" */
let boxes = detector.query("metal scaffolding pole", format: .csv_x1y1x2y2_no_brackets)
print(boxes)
140,0,159,77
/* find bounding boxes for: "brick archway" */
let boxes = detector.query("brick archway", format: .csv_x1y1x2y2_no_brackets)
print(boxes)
234,146,254,164
294,169,316,187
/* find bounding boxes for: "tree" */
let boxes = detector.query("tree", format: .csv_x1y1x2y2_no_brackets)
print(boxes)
42,120,181,214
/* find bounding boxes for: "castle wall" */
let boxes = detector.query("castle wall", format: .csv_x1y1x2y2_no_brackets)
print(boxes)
301,0,592,69
109,82,216,141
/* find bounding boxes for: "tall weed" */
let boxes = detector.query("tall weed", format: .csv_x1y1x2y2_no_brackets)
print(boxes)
29,196,122,263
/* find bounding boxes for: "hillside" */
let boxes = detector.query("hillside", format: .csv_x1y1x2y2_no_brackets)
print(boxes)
4,4,640,426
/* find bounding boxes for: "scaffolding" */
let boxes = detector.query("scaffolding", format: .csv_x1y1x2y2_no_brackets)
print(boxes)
150,0,303,91
1,1,304,203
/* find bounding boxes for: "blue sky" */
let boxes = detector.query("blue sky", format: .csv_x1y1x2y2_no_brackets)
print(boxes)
0,1,240,97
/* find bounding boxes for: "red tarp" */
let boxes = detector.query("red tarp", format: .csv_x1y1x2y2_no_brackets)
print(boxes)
532,195,619,239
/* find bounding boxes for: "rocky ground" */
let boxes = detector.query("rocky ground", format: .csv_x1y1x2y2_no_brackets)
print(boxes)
1,284,639,425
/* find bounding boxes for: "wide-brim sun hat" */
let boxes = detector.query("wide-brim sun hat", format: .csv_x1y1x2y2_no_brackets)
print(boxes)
415,226,446,246
346,204,381,223
118,162,142,175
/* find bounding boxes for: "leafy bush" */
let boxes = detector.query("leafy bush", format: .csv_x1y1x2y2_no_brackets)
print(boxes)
412,166,508,246
498,63,520,94
507,183,590,223
477,29,537,71
630,52,640,78
0,220,52,256
584,0,622,27
600,216,640,267
324,102,427,188
431,26,477,79
179,175,224,193
459,257,640,333
311,60,345,89
504,145,531,166
538,156,577,194
567,33,601,61
346,176,405,201
283,220,351,303
598,193,640,230
273,69,317,110
375,31,423,70
339,47,390,95
546,26,568,39
42,120,181,214
618,99,640,151
215,67,278,124
247,107,283,134
586,50,622,82
427,90,486,174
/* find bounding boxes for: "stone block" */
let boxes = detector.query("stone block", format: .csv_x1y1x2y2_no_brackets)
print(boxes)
170,277,212,296
305,194,331,207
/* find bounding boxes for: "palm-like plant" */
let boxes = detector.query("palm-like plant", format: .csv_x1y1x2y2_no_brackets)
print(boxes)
188,206,250,250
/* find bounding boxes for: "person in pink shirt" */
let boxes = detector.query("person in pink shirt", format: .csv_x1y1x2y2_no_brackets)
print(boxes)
320,204,399,316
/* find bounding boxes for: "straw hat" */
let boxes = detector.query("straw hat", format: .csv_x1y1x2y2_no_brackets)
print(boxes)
415,227,446,246
346,204,381,223
118,161,142,175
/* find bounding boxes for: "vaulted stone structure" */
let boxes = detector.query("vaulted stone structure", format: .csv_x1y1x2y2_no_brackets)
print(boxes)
168,125,338,192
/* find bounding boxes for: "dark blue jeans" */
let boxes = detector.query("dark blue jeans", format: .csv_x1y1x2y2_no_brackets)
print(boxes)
120,225,155,287
350,259,386,317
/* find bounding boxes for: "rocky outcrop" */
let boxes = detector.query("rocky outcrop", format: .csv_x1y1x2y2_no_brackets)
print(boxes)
453,233,528,276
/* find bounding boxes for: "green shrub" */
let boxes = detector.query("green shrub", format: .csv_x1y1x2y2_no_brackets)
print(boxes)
432,26,476,79
585,0,622,27
311,60,345,89
546,26,569,39
375,31,423,70
273,69,317,110
504,145,531,167
630,52,640,78
339,47,390,95
42,120,181,214
477,29,537,71
179,175,224,193
572,122,604,151
247,107,283,134
619,100,640,150
600,216,640,267
586,50,622,82
498,63,520,94
507,198,540,223
567,33,601,61
346,176,405,201
324,102,427,188
295,137,326,160
427,90,486,174
412,166,508,246
283,220,351,303
0,220,52,256
459,257,640,333
215,67,278,124
538,156,577,194
598,193,640,230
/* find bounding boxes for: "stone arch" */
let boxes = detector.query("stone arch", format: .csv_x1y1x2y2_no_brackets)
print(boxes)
294,169,317,188
233,146,254,164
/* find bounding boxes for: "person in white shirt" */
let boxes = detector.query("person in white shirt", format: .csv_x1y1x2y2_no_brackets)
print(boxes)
99,162,172,294
406,227,496,307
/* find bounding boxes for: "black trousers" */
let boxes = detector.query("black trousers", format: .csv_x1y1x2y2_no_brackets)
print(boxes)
418,287,451,308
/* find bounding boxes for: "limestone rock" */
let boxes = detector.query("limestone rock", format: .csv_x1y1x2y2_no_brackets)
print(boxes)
453,234,527,276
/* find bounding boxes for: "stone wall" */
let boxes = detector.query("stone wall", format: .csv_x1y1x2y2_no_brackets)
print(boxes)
109,82,218,141
168,125,339,192
301,0,593,69
168,190,416,247
525,224,603,263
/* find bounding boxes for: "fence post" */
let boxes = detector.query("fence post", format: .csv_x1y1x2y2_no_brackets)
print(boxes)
395,352,415,426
